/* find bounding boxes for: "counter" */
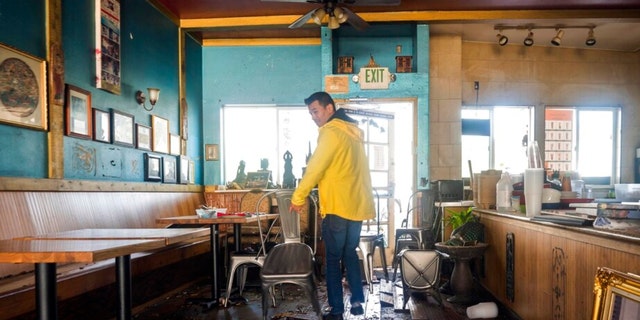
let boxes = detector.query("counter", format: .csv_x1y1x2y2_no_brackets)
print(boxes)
473,208,640,319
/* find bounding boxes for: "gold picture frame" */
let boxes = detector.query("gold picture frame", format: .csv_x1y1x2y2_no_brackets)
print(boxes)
0,42,48,130
592,267,640,320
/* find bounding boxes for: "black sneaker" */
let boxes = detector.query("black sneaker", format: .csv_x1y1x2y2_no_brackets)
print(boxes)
350,303,364,316
322,312,343,320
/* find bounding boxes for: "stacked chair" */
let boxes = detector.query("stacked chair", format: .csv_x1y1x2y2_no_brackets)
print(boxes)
391,189,439,281
358,189,390,291
260,190,321,320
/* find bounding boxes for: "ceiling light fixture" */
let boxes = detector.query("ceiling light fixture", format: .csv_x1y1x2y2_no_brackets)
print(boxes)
523,30,534,46
551,29,564,46
496,31,509,46
585,28,597,46
494,24,596,48
135,88,160,111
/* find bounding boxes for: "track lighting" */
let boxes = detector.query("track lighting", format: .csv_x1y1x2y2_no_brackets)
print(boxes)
585,28,596,46
496,32,508,46
494,24,597,48
523,30,534,46
551,29,564,46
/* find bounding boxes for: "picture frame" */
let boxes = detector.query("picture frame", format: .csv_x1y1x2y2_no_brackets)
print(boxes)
178,155,189,184
170,133,181,156
592,267,640,320
64,84,92,139
0,42,48,130
205,144,220,161
152,115,169,154
110,109,134,147
162,155,177,184
136,124,151,151
95,0,121,94
188,159,195,184
144,153,162,182
245,171,271,189
92,108,111,143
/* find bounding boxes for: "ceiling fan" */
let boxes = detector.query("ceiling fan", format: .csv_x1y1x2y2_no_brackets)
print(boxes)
262,0,401,31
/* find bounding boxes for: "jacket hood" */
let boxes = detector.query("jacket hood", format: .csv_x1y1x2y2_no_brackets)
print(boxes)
325,109,363,141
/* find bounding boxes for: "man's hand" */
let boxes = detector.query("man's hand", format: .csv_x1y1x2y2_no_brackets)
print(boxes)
289,202,306,214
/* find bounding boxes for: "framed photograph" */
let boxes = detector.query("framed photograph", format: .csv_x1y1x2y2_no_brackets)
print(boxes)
170,133,181,155
0,43,48,130
178,155,190,184
245,171,271,189
144,153,162,182
92,108,110,143
110,109,134,147
64,84,92,139
152,115,169,154
592,267,640,320
205,144,219,161
188,159,195,184
136,124,151,151
95,0,121,94
162,155,177,184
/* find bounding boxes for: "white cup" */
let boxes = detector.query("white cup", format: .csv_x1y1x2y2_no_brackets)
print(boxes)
466,301,499,318
524,168,544,217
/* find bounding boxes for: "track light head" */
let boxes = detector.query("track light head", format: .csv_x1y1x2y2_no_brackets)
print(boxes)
551,29,564,46
496,33,508,46
523,31,534,46
585,28,596,46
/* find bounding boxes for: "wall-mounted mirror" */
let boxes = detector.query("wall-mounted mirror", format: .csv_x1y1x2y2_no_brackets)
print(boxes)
592,267,640,319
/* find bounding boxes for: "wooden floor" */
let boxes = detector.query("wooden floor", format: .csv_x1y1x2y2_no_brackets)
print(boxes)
130,267,515,320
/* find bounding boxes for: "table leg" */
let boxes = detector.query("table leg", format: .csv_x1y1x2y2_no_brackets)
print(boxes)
115,255,132,320
186,224,220,308
35,263,57,320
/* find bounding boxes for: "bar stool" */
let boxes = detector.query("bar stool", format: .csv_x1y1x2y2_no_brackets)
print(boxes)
358,189,389,291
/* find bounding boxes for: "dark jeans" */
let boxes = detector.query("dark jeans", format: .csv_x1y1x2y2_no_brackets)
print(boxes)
322,214,364,315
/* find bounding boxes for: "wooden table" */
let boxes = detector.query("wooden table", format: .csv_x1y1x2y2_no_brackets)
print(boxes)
156,214,279,308
0,239,165,320
9,228,208,320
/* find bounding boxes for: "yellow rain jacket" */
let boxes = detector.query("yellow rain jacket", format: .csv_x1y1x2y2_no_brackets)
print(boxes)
292,111,375,221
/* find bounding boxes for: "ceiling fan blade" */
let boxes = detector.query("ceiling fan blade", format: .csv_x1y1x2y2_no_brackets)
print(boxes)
341,7,369,31
288,8,317,29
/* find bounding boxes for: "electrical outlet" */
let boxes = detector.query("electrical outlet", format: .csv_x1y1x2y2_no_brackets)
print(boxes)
474,81,479,90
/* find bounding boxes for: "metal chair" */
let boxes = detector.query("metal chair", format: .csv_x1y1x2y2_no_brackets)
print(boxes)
259,190,321,320
223,190,278,307
392,189,439,281
398,249,444,309
358,189,389,291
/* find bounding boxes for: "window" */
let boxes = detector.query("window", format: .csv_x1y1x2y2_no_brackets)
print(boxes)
461,106,533,177
222,105,317,185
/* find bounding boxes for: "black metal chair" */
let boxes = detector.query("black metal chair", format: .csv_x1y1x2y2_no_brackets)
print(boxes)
259,190,321,320
358,188,392,291
392,189,439,281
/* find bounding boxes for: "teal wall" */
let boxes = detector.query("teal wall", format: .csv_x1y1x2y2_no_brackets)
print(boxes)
0,0,203,184
202,25,430,186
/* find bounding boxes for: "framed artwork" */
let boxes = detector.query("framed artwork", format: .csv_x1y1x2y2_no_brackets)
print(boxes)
178,155,189,184
143,153,162,182
92,108,110,143
64,84,92,139
110,109,134,147
188,159,195,184
0,42,48,130
592,267,640,320
95,0,121,94
136,124,151,150
205,144,219,161
170,133,181,155
245,171,271,189
152,115,169,154
162,155,177,184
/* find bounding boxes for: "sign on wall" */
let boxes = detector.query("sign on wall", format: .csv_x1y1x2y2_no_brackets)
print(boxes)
95,0,121,94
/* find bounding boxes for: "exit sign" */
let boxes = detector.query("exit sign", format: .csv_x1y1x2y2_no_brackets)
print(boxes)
358,67,392,89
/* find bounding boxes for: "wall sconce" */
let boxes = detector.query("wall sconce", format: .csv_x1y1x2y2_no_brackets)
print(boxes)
205,144,220,161
135,88,160,111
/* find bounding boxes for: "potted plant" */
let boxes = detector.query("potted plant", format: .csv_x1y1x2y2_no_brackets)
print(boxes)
443,207,484,246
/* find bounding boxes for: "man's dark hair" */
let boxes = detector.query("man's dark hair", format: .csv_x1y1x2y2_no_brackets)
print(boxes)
304,91,335,109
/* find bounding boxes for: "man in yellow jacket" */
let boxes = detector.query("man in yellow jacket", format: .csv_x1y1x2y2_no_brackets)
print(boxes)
290,91,375,319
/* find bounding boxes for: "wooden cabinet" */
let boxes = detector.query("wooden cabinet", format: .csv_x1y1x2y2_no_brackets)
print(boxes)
475,209,640,319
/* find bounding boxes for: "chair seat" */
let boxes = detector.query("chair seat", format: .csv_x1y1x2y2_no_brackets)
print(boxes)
399,249,443,309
